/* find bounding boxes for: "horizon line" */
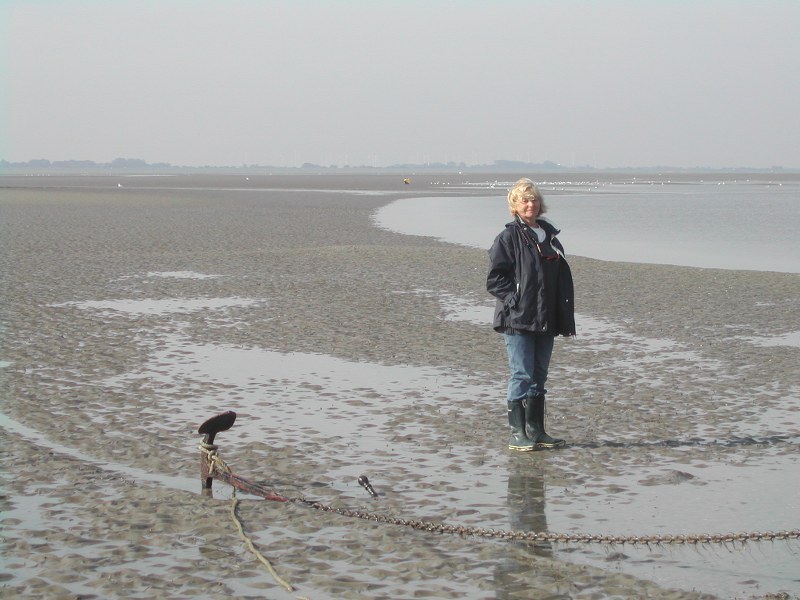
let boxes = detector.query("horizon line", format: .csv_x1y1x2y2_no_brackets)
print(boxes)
2,157,797,173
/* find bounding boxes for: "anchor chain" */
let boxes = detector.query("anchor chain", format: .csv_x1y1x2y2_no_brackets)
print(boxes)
200,444,800,546
297,499,800,545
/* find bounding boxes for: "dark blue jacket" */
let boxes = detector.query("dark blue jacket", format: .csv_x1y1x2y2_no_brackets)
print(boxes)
487,217,576,336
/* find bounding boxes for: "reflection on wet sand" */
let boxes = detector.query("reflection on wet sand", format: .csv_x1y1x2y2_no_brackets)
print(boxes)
493,468,554,599
507,469,549,546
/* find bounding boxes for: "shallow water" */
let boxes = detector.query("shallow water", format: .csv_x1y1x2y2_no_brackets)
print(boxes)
374,177,800,273
9,290,794,598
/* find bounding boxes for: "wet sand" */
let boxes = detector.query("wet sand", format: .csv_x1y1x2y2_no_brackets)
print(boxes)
1,173,799,599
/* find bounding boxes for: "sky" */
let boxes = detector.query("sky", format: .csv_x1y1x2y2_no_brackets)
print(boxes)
2,0,799,169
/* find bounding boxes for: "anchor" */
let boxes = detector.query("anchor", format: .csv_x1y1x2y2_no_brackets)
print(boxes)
197,411,290,502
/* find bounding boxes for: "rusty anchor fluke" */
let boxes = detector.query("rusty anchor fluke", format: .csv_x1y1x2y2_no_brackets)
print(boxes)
197,411,290,502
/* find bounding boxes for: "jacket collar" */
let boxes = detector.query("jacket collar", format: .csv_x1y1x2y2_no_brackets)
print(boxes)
509,216,561,237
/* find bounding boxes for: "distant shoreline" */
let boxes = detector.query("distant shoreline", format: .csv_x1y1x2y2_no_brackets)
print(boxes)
2,158,798,176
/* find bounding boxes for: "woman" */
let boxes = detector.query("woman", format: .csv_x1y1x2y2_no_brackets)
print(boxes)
487,178,576,451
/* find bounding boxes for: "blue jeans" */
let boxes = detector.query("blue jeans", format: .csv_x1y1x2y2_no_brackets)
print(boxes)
503,332,555,403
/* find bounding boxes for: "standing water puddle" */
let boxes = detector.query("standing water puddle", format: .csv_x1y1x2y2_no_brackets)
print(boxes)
8,292,798,598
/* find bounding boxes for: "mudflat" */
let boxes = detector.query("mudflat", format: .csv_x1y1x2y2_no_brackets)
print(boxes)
1,173,798,599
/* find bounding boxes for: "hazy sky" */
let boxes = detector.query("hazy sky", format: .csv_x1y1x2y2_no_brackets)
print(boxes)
3,1,799,168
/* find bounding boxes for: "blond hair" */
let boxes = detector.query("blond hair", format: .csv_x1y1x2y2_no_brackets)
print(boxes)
506,178,547,217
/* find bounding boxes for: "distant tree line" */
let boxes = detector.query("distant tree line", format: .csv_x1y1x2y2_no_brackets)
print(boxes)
0,157,792,173
0,157,586,173
1,158,173,170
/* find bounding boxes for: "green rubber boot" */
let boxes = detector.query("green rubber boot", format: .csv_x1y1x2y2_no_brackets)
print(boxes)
508,401,535,451
524,393,566,448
